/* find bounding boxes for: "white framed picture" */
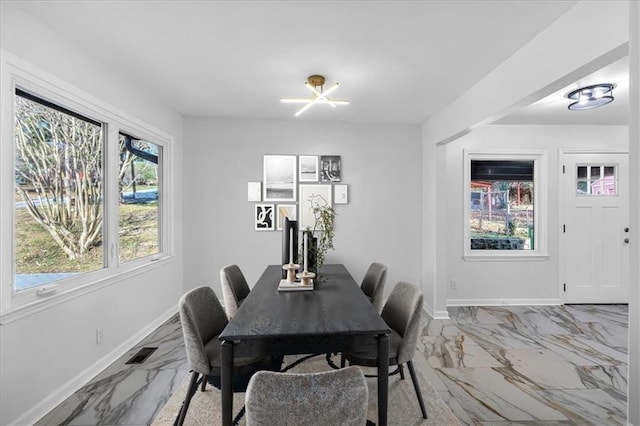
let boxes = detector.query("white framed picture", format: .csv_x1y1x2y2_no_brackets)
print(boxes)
299,155,319,182
255,204,274,231
334,184,348,204
299,184,332,231
263,155,297,202
276,204,297,231
247,181,261,202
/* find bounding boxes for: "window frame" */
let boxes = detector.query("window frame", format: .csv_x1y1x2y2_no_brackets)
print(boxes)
463,149,548,261
1,50,173,322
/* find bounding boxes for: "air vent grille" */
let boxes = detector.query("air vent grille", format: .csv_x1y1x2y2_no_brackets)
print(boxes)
125,347,158,364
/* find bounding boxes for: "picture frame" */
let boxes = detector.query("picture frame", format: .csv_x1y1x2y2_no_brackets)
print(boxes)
334,184,348,204
299,184,332,231
299,155,319,182
247,181,262,202
263,155,297,202
320,155,341,182
276,204,297,231
255,204,275,231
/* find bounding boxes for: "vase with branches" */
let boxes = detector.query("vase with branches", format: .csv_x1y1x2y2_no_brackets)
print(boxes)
301,194,336,273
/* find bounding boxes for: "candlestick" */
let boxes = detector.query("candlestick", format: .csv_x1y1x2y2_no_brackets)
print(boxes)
289,228,293,264
304,232,308,272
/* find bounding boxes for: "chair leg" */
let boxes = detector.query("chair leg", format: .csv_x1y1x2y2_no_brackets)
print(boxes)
406,360,428,419
175,371,200,426
398,363,405,380
201,374,207,391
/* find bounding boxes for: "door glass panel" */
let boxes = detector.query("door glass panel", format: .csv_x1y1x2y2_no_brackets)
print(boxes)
577,166,587,179
576,164,616,196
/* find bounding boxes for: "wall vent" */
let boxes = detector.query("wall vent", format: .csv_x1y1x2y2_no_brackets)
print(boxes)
125,347,158,364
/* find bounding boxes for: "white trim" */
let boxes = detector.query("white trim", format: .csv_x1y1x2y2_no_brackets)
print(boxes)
463,149,548,259
1,49,174,314
447,298,563,307
8,305,178,426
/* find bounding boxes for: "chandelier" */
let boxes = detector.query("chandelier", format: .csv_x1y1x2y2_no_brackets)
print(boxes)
280,75,349,117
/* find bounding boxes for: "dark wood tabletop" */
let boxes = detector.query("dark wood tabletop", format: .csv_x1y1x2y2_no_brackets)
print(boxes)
219,263,391,426
220,264,390,341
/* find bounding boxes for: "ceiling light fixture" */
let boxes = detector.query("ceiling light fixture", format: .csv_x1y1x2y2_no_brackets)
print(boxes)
281,75,349,117
565,83,616,111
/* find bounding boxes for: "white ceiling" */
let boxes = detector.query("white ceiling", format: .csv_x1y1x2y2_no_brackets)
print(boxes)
9,0,628,126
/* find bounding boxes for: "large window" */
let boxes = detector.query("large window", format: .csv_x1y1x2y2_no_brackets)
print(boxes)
4,75,170,313
14,90,105,291
464,150,547,259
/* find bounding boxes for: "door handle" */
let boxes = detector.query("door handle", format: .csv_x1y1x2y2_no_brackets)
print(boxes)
624,238,630,244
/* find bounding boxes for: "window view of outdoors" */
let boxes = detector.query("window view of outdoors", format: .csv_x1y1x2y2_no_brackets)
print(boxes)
14,90,105,291
118,134,161,263
470,160,534,250
14,91,163,293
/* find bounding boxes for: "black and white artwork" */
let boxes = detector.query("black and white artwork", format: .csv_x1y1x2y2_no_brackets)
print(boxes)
299,155,319,182
320,155,341,182
299,184,332,231
255,204,274,231
247,181,261,202
263,155,297,201
334,184,348,204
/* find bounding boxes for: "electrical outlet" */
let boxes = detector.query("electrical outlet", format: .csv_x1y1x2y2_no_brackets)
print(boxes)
450,279,457,290
96,328,103,345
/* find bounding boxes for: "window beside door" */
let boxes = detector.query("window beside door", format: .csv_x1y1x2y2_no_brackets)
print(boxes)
463,150,548,260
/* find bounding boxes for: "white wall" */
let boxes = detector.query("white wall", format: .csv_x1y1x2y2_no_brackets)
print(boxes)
0,4,184,425
183,118,422,300
627,1,639,423
442,125,628,304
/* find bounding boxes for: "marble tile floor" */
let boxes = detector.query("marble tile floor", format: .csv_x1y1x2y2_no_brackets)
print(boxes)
420,304,629,425
35,304,628,425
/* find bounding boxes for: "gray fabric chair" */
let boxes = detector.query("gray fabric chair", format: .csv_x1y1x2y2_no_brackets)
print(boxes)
220,264,251,319
177,286,270,426
361,262,387,312
344,281,427,419
245,366,368,426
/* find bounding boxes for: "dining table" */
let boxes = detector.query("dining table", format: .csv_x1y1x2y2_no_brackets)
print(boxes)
219,263,391,426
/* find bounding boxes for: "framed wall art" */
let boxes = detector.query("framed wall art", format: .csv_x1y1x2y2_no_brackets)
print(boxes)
255,204,275,231
320,155,341,182
263,155,297,202
299,184,332,231
299,155,319,182
247,181,262,202
334,184,348,204
276,204,297,231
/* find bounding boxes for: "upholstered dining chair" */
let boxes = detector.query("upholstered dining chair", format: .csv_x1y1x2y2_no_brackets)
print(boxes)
177,286,271,426
361,262,387,312
245,366,368,426
220,264,251,319
343,281,427,419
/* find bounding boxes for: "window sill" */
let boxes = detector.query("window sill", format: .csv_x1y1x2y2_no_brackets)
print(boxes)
0,255,173,325
463,253,549,262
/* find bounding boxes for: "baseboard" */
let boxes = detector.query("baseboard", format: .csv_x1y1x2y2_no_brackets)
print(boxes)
10,304,178,426
423,305,450,320
447,298,563,307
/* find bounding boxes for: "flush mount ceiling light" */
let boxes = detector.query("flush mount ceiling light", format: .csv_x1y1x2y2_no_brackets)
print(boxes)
280,75,349,117
565,83,616,111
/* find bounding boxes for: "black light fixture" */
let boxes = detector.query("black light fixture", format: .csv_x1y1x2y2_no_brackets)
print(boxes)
565,83,616,111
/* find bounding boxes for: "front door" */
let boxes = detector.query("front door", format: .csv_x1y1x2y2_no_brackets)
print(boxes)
561,152,630,303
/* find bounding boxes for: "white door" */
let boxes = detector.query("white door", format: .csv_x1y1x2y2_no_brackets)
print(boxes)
561,153,630,303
